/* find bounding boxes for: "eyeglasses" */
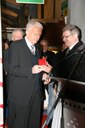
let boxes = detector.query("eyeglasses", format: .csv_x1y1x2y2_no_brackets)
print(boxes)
62,34,72,39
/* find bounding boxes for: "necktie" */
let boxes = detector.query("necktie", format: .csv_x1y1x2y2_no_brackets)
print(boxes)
31,45,35,55
66,48,70,54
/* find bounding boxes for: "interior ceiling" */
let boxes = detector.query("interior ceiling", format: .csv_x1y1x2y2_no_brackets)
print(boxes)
1,0,64,48
1,0,25,29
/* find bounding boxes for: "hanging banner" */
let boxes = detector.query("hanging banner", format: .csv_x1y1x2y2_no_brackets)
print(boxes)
0,3,4,128
16,0,44,4
61,0,68,16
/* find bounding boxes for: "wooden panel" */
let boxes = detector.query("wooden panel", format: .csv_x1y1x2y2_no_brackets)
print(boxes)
4,0,21,6
44,0,54,19
37,5,42,19
2,17,13,25
55,0,62,18
43,19,65,49
2,8,18,17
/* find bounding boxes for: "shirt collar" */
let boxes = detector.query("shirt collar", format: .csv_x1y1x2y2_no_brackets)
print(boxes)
25,36,34,50
69,42,78,50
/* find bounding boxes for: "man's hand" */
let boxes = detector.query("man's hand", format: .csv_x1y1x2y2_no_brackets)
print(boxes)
42,73,51,84
42,62,52,73
32,65,43,74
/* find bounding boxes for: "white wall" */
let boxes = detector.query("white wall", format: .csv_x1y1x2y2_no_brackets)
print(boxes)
68,0,85,43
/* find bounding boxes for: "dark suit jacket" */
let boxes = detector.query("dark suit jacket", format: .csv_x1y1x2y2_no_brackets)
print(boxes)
52,41,85,103
8,38,42,105
3,48,10,73
52,41,85,82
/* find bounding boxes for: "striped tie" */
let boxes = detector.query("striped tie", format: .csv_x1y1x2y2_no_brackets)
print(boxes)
31,45,35,55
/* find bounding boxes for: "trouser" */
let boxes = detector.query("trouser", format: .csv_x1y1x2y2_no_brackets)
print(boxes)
8,91,41,128
47,82,57,114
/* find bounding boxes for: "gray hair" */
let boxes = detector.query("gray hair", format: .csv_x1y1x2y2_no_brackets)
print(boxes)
12,28,24,37
26,19,43,31
62,24,81,40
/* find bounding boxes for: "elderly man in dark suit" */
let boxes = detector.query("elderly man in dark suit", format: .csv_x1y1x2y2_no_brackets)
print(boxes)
8,19,51,128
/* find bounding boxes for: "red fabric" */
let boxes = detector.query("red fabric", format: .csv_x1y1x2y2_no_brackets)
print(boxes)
0,82,3,87
41,114,48,128
0,104,4,108
38,58,47,65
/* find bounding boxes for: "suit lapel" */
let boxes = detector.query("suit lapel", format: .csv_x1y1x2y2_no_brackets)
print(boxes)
65,41,83,56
